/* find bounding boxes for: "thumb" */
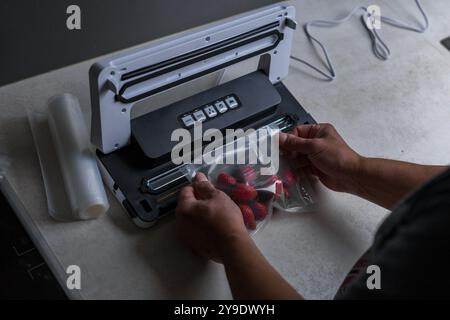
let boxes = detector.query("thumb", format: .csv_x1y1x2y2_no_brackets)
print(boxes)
279,132,321,155
193,172,217,199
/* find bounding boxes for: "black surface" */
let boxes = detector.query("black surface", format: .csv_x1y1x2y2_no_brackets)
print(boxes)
132,71,281,160
337,168,450,299
98,76,316,225
0,0,278,86
0,190,67,299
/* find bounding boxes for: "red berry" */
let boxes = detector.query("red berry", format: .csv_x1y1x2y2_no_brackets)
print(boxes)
216,173,236,189
231,183,257,203
236,166,257,184
282,170,297,188
239,204,256,230
252,202,268,220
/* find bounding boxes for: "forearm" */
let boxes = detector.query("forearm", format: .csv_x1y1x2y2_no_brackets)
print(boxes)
221,235,302,300
352,157,447,209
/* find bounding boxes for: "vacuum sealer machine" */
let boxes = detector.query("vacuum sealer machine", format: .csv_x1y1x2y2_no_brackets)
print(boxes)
89,2,316,227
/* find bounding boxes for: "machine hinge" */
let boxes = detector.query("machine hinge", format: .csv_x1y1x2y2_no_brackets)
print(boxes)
285,18,297,30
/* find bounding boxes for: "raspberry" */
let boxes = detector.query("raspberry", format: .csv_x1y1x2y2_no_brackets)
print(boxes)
231,183,257,203
236,166,257,184
216,173,236,190
282,170,297,188
252,202,268,220
239,204,256,230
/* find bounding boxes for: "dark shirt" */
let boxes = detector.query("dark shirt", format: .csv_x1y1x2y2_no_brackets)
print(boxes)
335,168,450,299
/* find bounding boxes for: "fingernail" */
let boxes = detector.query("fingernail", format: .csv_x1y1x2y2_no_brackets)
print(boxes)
194,172,208,182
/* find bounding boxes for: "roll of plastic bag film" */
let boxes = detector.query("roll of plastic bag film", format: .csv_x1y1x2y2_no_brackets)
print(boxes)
47,94,109,220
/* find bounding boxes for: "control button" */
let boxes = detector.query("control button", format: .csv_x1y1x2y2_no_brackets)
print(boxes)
215,101,228,113
192,110,207,122
225,96,239,109
204,105,218,118
181,115,195,127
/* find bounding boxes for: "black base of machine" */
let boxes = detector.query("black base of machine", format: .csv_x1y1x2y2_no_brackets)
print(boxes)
97,71,316,227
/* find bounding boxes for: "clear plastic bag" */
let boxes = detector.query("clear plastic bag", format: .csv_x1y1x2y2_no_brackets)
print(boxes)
182,126,315,235
184,163,275,235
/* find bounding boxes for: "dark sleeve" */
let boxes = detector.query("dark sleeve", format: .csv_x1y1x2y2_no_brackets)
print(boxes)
336,169,450,299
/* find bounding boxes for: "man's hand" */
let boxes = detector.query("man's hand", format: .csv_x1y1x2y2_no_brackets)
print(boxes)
176,174,302,299
279,123,362,194
176,172,249,263
280,123,448,209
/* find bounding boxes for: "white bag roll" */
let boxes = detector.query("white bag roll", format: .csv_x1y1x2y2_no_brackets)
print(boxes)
47,94,109,220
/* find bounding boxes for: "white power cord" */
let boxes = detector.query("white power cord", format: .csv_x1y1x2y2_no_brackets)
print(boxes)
290,0,429,81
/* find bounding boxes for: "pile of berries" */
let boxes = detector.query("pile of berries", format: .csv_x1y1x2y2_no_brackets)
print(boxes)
215,165,298,230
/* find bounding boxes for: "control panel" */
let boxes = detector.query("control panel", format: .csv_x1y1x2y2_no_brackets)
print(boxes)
179,94,240,128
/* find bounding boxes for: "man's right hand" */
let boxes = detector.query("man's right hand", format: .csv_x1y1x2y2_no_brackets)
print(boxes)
279,123,362,194
280,123,447,209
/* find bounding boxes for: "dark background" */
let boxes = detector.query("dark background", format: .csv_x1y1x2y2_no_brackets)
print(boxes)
0,0,278,86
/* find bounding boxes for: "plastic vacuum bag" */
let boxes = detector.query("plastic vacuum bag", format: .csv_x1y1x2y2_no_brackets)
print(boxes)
182,126,315,235
28,94,109,221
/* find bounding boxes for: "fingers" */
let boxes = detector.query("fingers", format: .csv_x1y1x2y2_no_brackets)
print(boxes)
193,172,217,200
279,132,321,155
291,124,317,138
283,151,310,167
177,173,218,217
193,172,209,183
291,123,332,139
279,123,335,154
295,155,311,168
178,185,196,203
176,185,196,216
